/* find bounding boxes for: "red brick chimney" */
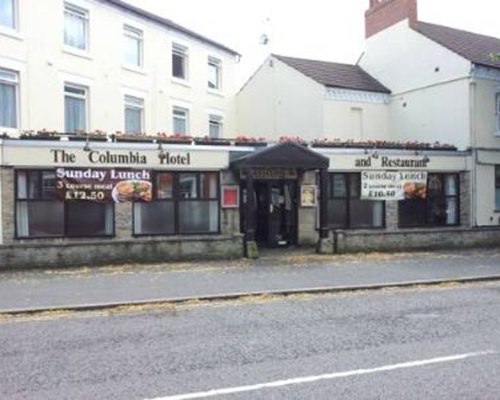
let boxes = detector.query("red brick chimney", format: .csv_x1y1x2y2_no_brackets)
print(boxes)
365,0,418,38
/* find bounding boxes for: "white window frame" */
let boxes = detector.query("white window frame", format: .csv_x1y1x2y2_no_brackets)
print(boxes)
64,83,88,134
495,91,500,134
172,106,189,135
208,114,223,138
123,25,143,68
0,0,17,31
63,3,88,52
172,43,189,81
124,95,144,134
208,57,222,90
0,67,19,129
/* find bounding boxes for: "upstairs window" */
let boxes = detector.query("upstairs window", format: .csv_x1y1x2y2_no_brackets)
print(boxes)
0,68,18,128
64,84,87,133
496,92,500,132
496,166,500,210
208,57,221,90
209,114,223,138
123,25,143,67
173,106,189,135
124,95,144,134
0,0,16,30
172,44,188,80
64,3,88,51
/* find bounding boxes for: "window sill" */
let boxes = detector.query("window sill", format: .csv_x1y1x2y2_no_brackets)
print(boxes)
0,27,23,41
207,88,224,98
171,77,191,88
62,46,92,60
122,64,146,75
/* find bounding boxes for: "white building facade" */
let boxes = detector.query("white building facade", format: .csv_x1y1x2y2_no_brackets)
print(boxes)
0,0,239,138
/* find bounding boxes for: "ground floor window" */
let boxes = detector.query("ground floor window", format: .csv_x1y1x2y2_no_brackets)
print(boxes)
495,166,500,210
15,170,114,238
327,173,385,229
134,171,219,235
399,173,459,227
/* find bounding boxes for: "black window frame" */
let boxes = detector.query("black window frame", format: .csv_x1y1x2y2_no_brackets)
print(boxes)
495,165,500,211
398,173,460,228
133,171,221,236
326,172,386,230
15,169,115,239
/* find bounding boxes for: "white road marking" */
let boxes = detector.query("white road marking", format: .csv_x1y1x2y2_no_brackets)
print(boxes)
146,350,496,400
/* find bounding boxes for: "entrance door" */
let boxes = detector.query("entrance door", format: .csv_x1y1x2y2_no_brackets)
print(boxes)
254,181,297,247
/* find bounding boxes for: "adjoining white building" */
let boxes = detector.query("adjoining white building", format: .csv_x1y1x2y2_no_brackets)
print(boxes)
0,0,240,138
0,0,499,268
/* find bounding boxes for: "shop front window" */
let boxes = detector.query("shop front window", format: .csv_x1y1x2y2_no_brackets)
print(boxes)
495,166,500,210
16,170,114,238
399,173,459,227
327,173,384,229
134,172,219,235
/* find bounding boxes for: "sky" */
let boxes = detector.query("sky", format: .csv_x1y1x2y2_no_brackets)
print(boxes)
124,0,500,85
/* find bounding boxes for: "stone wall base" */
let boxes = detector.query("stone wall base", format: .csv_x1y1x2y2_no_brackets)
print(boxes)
0,235,244,270
332,227,500,253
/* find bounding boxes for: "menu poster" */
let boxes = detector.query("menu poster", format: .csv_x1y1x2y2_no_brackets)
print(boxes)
56,168,153,203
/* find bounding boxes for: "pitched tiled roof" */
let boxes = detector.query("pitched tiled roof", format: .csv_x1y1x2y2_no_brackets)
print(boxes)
412,21,500,70
103,0,239,56
274,55,391,93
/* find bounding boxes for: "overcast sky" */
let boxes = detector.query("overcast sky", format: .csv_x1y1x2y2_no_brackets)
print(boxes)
124,0,500,85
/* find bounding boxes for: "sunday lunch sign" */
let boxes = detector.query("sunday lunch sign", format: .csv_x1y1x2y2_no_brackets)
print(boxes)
361,171,427,200
56,168,153,203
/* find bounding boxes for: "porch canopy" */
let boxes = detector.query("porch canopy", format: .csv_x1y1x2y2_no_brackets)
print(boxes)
230,141,330,244
230,141,329,170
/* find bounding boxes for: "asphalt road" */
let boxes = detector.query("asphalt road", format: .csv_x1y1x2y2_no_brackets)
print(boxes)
1,282,500,399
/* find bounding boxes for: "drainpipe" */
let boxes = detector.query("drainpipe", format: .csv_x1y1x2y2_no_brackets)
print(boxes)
469,67,477,227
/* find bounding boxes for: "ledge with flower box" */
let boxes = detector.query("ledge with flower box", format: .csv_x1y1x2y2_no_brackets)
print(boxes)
111,132,156,144
310,138,457,151
20,130,61,141
193,136,232,146
156,133,193,145
278,136,308,146
65,130,109,142
233,136,268,147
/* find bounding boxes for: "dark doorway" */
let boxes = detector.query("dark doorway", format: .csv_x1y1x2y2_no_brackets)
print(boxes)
243,180,298,247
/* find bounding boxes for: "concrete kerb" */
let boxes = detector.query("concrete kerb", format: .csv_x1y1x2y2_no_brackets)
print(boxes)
2,275,500,317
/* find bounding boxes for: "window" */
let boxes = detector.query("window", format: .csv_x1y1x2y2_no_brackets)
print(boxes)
134,172,219,235
208,57,221,90
173,106,189,135
0,68,18,128
124,95,144,134
495,166,500,210
327,173,384,229
496,92,500,132
0,0,15,30
399,173,459,227
64,3,88,51
209,114,223,138
172,43,188,80
64,84,87,133
16,170,113,238
123,25,143,67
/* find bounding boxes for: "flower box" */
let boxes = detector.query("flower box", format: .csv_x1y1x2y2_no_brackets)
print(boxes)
20,134,60,141
112,134,155,143
234,141,267,147
194,138,231,146
67,135,108,142
157,138,193,145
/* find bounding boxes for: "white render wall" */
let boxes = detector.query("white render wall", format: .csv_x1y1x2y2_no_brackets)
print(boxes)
473,78,500,149
360,20,473,149
0,0,238,137
237,57,391,141
475,162,500,226
236,58,324,141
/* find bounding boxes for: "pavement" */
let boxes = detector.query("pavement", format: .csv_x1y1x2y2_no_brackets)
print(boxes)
1,247,500,314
